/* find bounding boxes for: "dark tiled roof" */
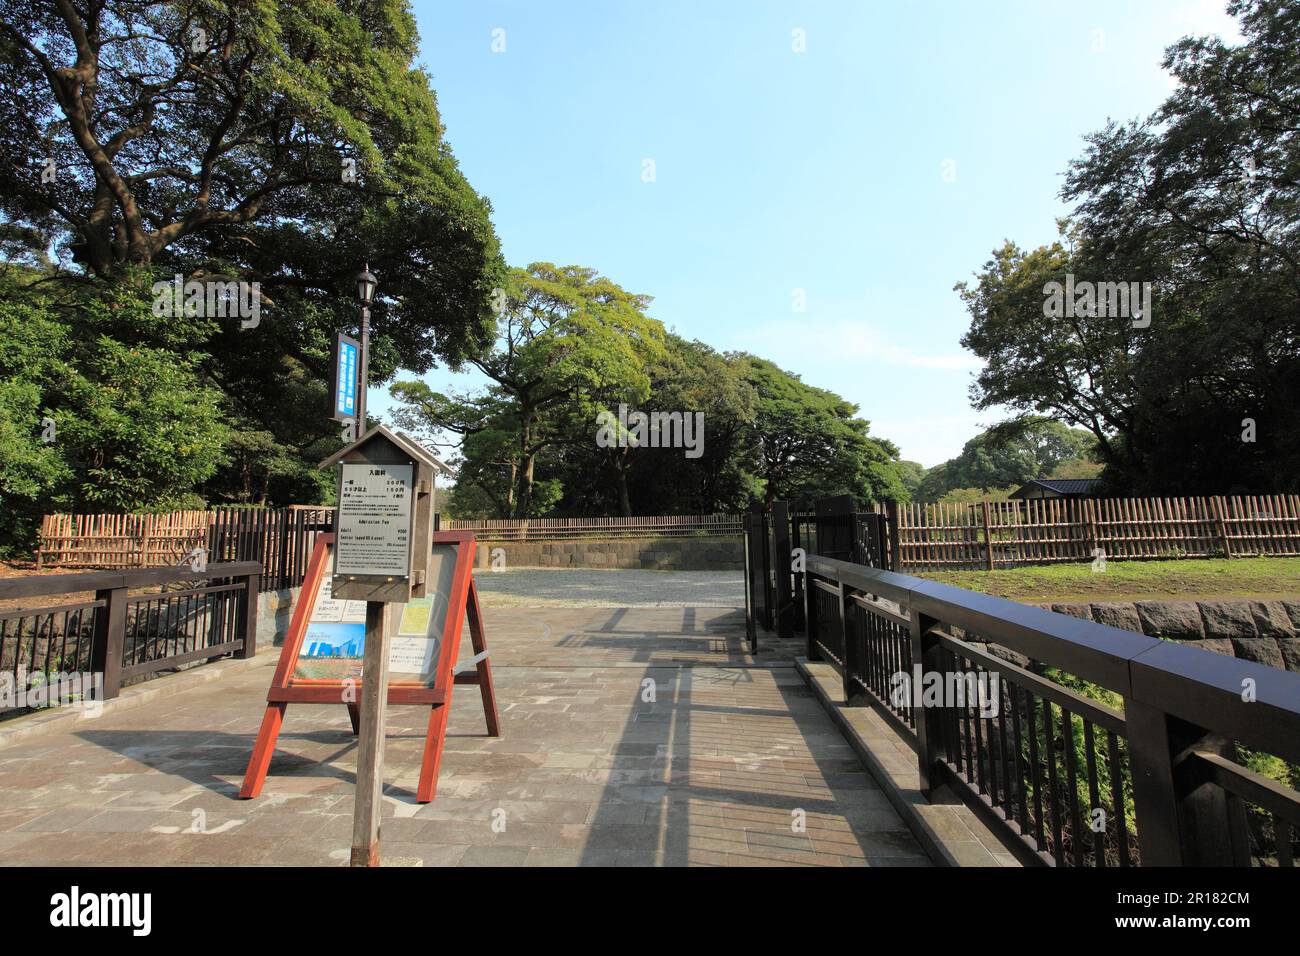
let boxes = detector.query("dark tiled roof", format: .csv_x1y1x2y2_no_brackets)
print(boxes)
1011,478,1102,498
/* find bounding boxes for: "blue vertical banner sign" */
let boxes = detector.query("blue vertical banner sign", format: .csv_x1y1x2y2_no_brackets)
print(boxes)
329,332,361,422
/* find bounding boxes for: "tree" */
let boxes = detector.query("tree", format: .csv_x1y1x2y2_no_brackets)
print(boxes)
0,267,227,552
390,263,666,517
737,356,908,507
893,460,926,500
959,1,1300,493
545,336,759,516
0,0,504,514
916,419,1096,500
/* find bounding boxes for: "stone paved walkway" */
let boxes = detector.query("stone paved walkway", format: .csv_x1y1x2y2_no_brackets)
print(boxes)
0,606,930,867
475,568,744,607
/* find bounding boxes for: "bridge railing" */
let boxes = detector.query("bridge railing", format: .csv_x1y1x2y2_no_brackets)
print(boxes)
0,562,261,712
804,552,1300,867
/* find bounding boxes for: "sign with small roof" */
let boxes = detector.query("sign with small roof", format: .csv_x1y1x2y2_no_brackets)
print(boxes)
318,424,452,604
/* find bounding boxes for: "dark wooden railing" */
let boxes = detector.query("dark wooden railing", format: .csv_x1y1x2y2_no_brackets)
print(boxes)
804,552,1300,867
0,562,261,712
208,507,332,592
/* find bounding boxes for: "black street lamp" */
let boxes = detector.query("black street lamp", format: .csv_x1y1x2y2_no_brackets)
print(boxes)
355,264,377,432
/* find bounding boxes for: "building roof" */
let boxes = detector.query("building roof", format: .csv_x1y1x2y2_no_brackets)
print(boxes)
1009,478,1102,499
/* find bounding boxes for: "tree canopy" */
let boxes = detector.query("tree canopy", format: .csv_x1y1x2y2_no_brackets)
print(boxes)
958,0,1300,494
0,0,505,541
916,417,1098,500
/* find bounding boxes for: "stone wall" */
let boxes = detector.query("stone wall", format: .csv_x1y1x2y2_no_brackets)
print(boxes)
472,536,744,571
1041,598,1300,674
258,586,301,648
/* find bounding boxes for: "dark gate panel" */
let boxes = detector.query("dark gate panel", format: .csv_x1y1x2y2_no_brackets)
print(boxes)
771,500,795,639
743,511,772,643
814,495,856,561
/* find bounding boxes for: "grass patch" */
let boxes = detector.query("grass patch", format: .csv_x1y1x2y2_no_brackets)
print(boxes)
916,556,1300,603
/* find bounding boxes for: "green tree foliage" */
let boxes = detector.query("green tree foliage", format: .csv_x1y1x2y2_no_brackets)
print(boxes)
959,1,1300,493
547,336,760,516
893,459,926,500
735,356,907,508
390,263,667,517
0,268,226,553
0,0,503,520
394,287,912,517
918,417,1097,500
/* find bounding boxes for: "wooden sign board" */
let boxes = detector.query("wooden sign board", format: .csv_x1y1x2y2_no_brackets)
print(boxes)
240,531,500,803
334,463,414,580
320,425,441,604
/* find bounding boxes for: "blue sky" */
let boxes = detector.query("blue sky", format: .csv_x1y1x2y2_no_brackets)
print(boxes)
373,0,1242,467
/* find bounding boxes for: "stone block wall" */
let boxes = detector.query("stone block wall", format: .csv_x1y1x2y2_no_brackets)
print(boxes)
1042,598,1300,674
258,586,301,648
472,536,744,571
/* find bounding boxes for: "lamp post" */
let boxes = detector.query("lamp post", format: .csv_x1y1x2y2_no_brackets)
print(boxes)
355,264,377,434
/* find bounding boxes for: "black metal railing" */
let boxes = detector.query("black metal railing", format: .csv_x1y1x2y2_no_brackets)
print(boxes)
803,552,1300,867
0,562,261,714
0,600,101,684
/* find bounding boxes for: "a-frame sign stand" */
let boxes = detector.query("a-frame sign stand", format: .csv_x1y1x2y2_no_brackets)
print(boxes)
240,530,500,804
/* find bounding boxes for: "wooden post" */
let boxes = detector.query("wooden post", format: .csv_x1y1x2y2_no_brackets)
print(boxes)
1211,496,1233,559
1126,701,1250,865
235,571,260,659
909,609,951,800
772,501,794,640
980,499,995,571
90,586,127,700
350,600,391,867
840,584,867,706
804,566,821,662
885,499,902,571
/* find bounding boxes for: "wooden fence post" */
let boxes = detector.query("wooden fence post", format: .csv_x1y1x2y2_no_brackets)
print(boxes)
840,583,867,706
90,586,127,700
1126,700,1251,865
909,609,952,800
236,571,260,659
981,499,995,571
772,501,794,640
1211,496,1233,559
804,566,822,662
885,499,902,571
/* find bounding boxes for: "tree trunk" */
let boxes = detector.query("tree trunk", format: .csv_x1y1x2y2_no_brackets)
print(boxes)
617,449,632,517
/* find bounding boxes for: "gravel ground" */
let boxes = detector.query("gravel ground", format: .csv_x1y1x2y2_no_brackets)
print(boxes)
473,568,744,607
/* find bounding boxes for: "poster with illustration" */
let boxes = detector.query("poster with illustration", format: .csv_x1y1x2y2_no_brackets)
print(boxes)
293,572,368,681
291,542,459,684
385,543,458,684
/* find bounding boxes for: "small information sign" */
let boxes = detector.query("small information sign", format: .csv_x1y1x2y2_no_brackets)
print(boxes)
334,463,414,578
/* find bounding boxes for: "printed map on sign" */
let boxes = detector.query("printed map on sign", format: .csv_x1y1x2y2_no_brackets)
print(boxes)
385,543,460,683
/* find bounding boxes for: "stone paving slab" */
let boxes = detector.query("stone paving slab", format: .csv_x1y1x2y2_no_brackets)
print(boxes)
0,606,929,867
475,569,744,607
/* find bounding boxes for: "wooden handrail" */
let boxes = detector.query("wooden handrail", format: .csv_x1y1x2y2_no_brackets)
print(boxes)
0,561,262,601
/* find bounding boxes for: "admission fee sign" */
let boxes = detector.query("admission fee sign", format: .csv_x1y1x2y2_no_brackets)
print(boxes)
334,463,413,579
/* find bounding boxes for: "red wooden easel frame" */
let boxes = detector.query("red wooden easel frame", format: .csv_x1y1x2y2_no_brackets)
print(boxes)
239,531,500,803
